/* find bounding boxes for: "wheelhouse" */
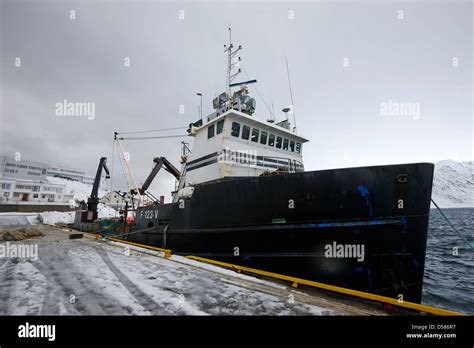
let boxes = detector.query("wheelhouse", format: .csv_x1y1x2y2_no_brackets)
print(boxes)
182,109,308,186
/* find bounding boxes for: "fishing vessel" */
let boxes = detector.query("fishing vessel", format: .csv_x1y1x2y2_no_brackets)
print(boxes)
126,32,434,304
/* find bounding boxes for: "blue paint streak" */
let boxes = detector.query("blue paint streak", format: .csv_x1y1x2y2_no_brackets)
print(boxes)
357,185,374,216
357,185,369,197
401,216,407,234
367,268,373,290
309,219,400,228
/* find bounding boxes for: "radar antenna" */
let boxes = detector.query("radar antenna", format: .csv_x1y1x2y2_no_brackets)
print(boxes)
213,29,257,117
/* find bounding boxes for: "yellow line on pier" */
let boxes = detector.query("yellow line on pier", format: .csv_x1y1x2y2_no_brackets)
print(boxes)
106,237,172,258
185,255,466,316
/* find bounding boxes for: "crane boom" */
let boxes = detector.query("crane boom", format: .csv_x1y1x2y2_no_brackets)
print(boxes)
137,157,180,196
84,157,110,222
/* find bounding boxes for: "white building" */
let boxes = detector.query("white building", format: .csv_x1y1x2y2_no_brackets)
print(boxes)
0,155,76,205
0,178,74,205
47,165,103,186
0,155,48,182
0,154,98,187
47,164,85,182
82,175,96,185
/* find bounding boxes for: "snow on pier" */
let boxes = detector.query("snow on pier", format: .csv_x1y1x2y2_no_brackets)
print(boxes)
0,216,387,316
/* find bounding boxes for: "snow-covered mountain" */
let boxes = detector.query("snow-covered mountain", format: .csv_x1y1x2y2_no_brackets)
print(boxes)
432,160,473,208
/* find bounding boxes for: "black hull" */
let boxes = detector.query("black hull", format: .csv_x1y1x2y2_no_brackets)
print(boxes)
129,163,434,303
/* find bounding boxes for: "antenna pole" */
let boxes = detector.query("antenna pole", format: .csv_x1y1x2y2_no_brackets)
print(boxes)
224,27,242,98
196,92,203,121
285,54,297,132
226,28,232,96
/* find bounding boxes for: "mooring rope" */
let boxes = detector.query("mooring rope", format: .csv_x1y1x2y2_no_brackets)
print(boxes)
431,198,474,251
96,223,166,241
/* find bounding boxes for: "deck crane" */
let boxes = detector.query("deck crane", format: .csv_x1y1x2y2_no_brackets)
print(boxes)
132,157,180,203
83,157,110,222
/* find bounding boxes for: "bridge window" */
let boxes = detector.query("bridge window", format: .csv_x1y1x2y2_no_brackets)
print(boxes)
217,120,224,134
208,124,215,139
260,131,268,145
276,136,282,149
251,128,259,142
283,138,289,151
231,122,240,137
268,134,275,146
242,125,250,140
296,142,301,153
289,140,295,152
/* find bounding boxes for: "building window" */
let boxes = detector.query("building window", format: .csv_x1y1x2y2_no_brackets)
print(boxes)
33,194,39,198
260,131,268,145
268,134,275,146
4,192,9,198
283,138,289,151
216,120,224,134
242,125,250,140
296,143,301,154
231,122,241,137
276,136,282,149
15,184,40,191
207,124,215,139
251,128,259,142
1,183,11,190
290,140,295,152
5,163,16,167
13,192,20,198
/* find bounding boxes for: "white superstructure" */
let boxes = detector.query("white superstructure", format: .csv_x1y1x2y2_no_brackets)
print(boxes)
183,110,308,186
173,30,308,201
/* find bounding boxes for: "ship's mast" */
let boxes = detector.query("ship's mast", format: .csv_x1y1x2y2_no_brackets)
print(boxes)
224,27,242,97
214,29,256,116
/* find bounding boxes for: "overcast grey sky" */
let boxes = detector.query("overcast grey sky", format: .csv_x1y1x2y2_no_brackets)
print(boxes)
1,0,472,196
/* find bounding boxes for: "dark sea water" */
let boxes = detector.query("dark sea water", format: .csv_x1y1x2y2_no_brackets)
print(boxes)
423,208,474,314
